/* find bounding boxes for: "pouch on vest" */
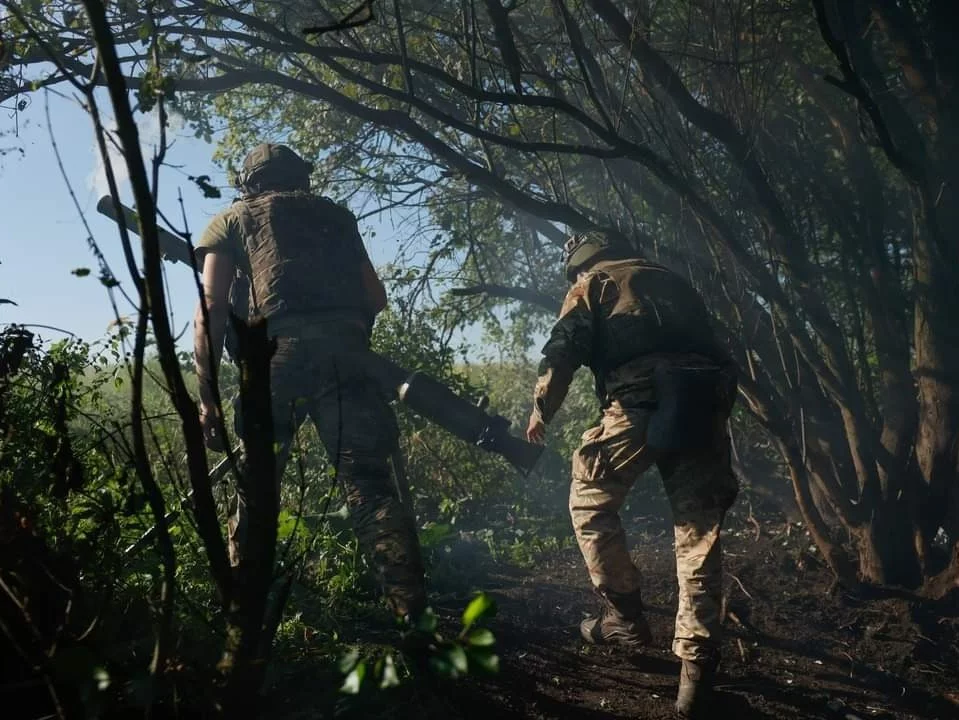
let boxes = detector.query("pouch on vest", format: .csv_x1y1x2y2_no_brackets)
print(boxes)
224,271,250,363
646,364,721,452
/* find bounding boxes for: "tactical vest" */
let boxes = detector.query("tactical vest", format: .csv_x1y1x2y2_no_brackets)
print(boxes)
233,191,370,324
588,259,730,393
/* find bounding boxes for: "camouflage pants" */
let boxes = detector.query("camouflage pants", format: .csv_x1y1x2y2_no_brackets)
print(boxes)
569,401,738,662
228,330,426,617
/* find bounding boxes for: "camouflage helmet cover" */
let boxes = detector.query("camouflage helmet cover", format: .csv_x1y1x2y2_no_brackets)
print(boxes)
563,230,611,281
239,143,311,191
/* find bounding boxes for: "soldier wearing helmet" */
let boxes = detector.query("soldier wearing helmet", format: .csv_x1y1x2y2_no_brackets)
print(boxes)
193,143,427,621
525,230,739,718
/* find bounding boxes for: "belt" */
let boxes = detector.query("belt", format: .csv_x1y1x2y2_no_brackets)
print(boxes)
267,312,369,339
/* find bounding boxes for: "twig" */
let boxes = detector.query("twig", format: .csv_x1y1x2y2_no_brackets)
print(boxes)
3,2,88,96
729,573,753,600
449,284,561,313
391,0,414,98
0,581,67,719
43,90,135,311
746,500,761,541
303,0,375,35
82,0,233,607
840,650,855,678
737,637,748,663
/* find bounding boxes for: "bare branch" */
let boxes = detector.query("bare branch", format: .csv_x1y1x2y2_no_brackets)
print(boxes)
449,283,561,313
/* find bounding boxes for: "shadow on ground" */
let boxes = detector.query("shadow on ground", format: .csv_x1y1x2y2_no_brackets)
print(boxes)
269,518,959,720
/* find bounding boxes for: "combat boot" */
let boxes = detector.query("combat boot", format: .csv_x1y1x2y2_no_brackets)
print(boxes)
675,658,716,718
579,587,653,648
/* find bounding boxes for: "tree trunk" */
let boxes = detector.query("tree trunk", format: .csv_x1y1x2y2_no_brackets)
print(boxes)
775,436,857,586
853,502,922,587
922,541,959,600
217,315,278,717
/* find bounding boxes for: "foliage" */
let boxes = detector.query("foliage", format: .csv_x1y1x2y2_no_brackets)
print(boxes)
5,0,959,716
1,311,531,717
337,592,500,700
3,293,586,717
40,0,947,590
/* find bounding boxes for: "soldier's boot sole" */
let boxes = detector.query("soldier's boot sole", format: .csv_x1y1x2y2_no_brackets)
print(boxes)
675,659,716,718
579,612,653,649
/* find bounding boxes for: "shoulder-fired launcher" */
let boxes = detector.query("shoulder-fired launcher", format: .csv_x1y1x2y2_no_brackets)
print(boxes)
96,196,544,478
95,195,202,269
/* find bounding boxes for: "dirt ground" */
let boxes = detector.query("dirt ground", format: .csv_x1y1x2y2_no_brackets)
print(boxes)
271,512,959,720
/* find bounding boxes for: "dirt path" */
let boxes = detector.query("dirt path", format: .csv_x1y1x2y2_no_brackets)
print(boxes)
430,523,959,720
272,519,959,720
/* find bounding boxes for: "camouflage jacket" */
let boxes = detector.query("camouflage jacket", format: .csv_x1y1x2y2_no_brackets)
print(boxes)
532,258,733,424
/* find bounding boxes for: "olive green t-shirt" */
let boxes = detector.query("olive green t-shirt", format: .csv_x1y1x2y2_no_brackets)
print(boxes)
197,203,252,277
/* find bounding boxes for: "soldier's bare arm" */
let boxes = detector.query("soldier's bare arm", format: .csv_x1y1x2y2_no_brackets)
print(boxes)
193,249,236,447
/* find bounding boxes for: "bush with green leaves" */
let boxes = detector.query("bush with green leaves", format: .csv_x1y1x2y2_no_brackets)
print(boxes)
336,591,500,698
0,304,596,717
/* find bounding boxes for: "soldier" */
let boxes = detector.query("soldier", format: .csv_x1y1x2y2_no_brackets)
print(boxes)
525,231,738,717
193,143,427,621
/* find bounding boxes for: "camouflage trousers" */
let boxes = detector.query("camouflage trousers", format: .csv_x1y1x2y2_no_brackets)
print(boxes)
569,401,738,662
228,329,426,618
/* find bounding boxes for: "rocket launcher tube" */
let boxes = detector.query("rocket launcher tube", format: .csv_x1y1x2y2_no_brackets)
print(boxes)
95,195,201,269
361,353,544,477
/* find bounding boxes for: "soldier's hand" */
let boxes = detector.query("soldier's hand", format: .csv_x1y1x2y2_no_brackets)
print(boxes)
199,404,226,452
526,413,546,444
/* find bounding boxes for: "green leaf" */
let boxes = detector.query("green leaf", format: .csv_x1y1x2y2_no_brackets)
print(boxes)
427,655,455,678
419,521,453,548
277,510,299,541
94,667,111,691
72,267,91,277
466,647,500,674
137,21,152,44
466,628,495,647
378,654,399,689
337,647,360,674
99,273,120,288
446,645,468,675
340,661,366,694
461,592,496,629
415,607,438,633
189,174,222,199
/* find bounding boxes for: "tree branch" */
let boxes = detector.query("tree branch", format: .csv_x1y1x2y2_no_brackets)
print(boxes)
449,283,561,313
80,0,232,602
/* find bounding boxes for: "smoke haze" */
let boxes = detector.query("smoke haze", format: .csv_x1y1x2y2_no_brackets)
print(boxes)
87,109,184,197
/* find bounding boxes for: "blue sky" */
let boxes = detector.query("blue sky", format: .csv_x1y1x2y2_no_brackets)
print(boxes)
0,88,466,352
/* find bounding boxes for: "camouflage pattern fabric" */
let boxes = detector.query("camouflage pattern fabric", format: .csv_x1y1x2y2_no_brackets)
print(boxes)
227,323,426,618
533,255,738,663
532,258,734,424
569,401,737,662
232,191,372,323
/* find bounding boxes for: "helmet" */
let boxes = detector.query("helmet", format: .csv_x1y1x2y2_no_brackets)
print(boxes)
238,143,312,193
563,231,611,281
